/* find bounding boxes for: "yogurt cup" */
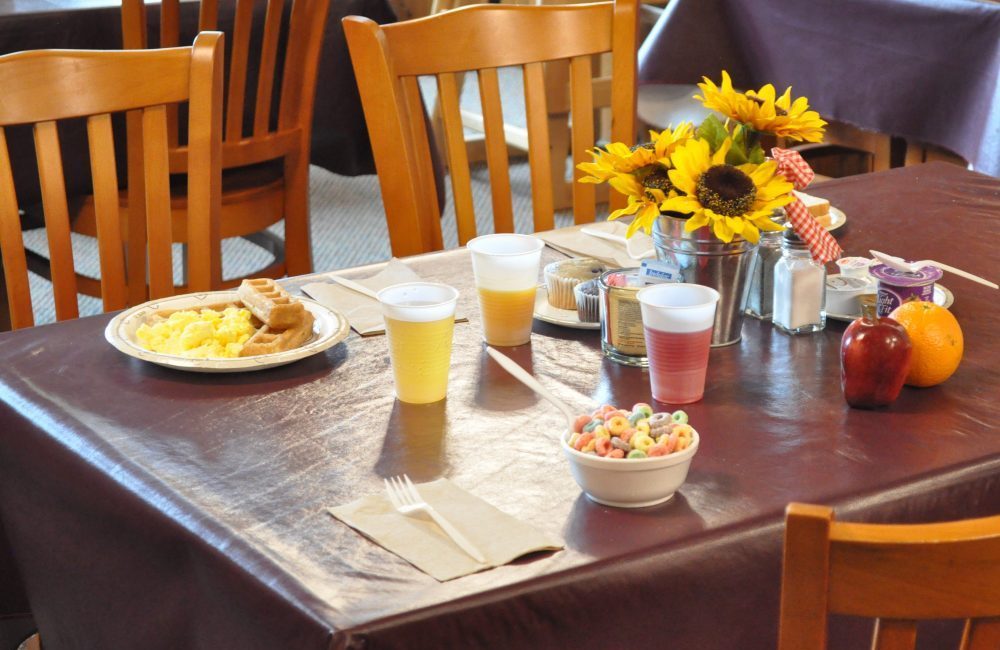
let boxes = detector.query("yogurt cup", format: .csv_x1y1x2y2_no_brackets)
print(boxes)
825,275,875,315
869,263,943,317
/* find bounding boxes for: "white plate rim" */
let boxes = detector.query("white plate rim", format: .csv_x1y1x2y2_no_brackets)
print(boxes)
533,286,600,330
826,206,847,232
825,278,953,322
104,290,350,372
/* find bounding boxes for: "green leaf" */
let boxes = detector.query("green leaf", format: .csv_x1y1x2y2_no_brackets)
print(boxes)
725,125,749,165
696,115,728,152
748,145,766,164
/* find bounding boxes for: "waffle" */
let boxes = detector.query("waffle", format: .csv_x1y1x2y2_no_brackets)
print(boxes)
237,278,305,329
239,310,315,357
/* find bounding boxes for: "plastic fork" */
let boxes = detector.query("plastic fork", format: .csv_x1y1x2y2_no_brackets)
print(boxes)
870,250,998,289
384,475,486,563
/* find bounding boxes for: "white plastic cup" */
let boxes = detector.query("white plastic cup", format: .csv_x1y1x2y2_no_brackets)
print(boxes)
377,282,459,404
636,283,720,404
467,234,544,346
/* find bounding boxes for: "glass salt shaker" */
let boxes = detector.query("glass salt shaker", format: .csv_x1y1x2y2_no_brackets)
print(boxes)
744,211,786,320
772,228,826,334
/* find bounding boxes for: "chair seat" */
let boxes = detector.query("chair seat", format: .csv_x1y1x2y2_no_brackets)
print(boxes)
17,633,41,650
71,160,285,242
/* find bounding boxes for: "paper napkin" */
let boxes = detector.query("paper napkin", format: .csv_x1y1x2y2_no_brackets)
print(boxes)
301,259,466,336
328,478,563,581
535,222,650,269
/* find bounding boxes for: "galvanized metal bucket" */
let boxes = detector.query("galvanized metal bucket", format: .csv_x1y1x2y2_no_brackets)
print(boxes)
651,215,758,347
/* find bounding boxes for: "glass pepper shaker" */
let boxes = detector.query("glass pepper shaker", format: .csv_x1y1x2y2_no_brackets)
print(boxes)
744,210,786,320
772,228,826,334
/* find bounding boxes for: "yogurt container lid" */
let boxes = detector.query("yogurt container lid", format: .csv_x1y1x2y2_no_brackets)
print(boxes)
869,263,943,286
826,275,873,293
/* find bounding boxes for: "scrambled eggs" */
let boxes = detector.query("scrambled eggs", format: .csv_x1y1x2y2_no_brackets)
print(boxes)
136,307,256,358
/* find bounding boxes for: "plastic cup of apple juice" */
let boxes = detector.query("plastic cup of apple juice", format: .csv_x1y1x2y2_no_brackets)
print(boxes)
377,282,460,404
636,283,720,404
467,234,544,346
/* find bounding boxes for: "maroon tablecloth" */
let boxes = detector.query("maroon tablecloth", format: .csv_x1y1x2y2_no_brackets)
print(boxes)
638,0,1000,177
1,163,998,648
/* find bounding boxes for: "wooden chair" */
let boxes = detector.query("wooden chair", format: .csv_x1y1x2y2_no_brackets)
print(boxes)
779,503,1000,650
0,32,224,330
70,0,330,299
343,0,639,257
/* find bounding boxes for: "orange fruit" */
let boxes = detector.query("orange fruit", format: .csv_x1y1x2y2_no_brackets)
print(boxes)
888,301,964,387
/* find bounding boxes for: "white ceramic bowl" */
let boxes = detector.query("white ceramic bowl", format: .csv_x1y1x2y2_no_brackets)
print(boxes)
561,429,699,508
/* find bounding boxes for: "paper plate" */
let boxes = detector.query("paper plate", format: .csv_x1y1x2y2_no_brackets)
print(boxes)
105,291,349,372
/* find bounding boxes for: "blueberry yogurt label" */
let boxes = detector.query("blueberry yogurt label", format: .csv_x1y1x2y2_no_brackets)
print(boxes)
869,263,942,317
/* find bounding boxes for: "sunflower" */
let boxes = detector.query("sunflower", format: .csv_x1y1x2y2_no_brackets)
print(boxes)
606,173,669,238
661,137,795,244
576,123,695,184
695,71,826,143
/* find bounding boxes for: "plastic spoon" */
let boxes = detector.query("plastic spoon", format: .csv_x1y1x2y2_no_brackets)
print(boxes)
485,346,577,429
870,250,998,290
329,275,381,299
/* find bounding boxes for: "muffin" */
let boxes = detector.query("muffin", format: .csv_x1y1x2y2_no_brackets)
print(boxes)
573,279,600,323
544,258,606,309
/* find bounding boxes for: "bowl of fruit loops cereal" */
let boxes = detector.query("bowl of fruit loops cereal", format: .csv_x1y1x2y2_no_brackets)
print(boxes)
562,403,699,508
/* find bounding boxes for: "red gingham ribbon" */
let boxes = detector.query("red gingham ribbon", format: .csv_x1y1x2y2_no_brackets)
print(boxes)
771,148,843,264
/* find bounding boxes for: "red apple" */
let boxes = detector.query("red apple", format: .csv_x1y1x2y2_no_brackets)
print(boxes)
841,304,913,409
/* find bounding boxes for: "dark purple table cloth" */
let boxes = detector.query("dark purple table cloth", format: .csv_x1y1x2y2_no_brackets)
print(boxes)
1,163,999,649
638,0,1000,176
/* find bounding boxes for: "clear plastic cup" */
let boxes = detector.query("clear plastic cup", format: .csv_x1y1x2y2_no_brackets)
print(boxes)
636,283,720,404
377,282,459,404
467,234,544,346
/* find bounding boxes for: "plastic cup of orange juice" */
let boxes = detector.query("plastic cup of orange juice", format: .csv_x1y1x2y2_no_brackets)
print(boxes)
377,282,459,404
467,234,544,346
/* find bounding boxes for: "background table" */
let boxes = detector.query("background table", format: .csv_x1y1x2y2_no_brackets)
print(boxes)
638,0,1000,177
1,163,998,648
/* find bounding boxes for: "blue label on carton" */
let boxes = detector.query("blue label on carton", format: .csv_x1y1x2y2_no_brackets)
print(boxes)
639,259,681,285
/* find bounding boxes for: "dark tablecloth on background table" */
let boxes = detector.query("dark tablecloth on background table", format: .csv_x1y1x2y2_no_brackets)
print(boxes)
1,163,999,648
638,0,1000,177
0,0,396,227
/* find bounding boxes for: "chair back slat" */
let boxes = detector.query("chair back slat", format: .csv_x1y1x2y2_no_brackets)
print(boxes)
608,0,638,213
198,0,218,32
436,71,477,245
962,618,1000,650
87,113,129,311
142,105,176,299
225,0,256,142
162,0,181,46
523,60,554,232
476,67,514,234
0,128,33,329
33,121,80,321
569,54,595,224
780,503,1000,650
253,0,286,137
344,0,638,256
872,619,917,650
400,76,444,250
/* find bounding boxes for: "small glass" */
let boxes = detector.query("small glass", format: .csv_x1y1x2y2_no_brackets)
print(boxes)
598,270,647,367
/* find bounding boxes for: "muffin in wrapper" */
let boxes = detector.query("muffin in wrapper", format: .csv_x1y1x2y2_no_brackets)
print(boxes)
574,279,600,322
544,258,606,310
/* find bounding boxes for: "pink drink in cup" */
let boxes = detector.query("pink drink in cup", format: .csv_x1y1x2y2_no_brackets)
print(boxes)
636,284,720,404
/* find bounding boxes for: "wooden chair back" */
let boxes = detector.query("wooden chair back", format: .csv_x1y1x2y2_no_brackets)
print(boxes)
779,503,1000,650
121,0,330,280
343,0,638,257
0,32,223,329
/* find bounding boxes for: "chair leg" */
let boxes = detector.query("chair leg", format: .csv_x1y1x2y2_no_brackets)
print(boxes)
283,150,313,276
17,632,42,650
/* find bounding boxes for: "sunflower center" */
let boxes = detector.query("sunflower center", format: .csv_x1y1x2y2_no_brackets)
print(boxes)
642,167,673,196
696,165,757,217
630,142,656,152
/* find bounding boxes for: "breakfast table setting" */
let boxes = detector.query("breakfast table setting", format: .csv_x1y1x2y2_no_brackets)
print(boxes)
0,159,998,649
